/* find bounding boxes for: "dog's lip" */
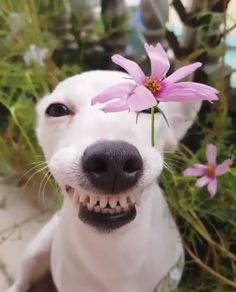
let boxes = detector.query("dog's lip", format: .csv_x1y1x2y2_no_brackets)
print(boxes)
79,204,136,230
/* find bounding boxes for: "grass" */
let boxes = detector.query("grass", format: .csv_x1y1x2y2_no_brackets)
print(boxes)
0,0,235,290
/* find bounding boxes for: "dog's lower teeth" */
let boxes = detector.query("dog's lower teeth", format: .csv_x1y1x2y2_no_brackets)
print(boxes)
94,206,101,213
108,209,115,214
116,206,122,213
87,205,93,211
123,205,130,212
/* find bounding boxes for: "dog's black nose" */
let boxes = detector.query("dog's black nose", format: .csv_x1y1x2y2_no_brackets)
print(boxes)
82,141,143,193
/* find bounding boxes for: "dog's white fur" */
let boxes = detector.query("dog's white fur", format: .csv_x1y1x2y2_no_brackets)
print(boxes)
6,71,200,292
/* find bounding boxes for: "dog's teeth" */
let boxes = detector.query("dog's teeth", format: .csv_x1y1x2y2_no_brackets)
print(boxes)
115,206,122,213
94,206,101,213
99,196,107,208
108,209,115,214
88,195,97,207
109,197,117,208
123,205,129,212
87,205,93,211
128,194,136,205
101,208,108,214
79,193,87,204
120,196,128,208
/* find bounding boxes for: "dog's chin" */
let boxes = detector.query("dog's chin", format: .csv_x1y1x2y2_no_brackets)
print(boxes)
65,185,138,232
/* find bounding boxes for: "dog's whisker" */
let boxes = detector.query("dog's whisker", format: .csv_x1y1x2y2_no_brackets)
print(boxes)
163,158,185,166
22,165,49,194
163,161,174,175
17,161,48,185
38,170,52,209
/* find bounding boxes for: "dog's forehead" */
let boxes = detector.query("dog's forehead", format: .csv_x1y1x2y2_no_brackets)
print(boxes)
52,70,131,105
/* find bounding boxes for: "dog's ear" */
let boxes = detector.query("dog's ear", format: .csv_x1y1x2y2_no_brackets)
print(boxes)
156,101,201,151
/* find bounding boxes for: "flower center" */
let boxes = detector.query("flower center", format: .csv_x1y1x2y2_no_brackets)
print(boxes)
144,77,161,94
205,166,215,178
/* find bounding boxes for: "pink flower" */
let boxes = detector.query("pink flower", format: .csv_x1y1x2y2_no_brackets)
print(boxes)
183,144,231,197
91,43,219,112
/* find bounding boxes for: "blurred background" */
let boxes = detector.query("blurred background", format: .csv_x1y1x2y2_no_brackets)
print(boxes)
0,0,236,291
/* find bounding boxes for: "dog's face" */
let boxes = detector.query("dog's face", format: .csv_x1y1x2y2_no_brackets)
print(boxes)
36,71,200,231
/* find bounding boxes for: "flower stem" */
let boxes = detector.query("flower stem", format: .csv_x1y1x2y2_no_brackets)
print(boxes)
151,107,155,147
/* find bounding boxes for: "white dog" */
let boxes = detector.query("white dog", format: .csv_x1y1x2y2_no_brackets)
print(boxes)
6,70,200,292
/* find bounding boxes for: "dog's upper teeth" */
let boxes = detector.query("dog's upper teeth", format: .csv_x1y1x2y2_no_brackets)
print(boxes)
79,193,87,204
99,196,107,208
128,194,136,205
109,197,117,208
120,196,128,208
76,192,137,213
88,195,97,207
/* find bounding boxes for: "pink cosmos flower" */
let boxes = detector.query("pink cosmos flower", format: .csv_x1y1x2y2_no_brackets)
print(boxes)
91,43,219,112
183,144,231,197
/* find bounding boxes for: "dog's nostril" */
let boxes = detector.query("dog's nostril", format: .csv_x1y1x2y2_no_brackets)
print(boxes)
123,158,142,173
85,157,107,174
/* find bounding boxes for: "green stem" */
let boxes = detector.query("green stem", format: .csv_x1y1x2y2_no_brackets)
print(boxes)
151,107,155,147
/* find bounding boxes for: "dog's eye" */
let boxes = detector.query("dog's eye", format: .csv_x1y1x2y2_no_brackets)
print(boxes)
46,103,72,117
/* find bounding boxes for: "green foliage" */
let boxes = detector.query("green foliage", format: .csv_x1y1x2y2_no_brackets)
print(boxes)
0,0,79,174
162,142,236,291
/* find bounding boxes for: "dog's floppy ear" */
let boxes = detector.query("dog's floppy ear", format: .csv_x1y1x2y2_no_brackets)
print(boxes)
156,101,201,151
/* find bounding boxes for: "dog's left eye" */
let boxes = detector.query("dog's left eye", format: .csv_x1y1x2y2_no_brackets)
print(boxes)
46,103,72,117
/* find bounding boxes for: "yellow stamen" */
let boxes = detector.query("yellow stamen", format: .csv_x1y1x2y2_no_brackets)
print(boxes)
144,77,161,94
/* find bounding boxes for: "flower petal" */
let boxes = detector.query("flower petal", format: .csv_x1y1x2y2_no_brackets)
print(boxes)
101,100,129,113
91,82,135,105
215,159,231,176
206,144,217,166
183,165,206,177
207,178,217,197
144,43,170,81
165,62,202,83
195,176,211,188
157,82,218,102
127,85,157,111
111,55,145,84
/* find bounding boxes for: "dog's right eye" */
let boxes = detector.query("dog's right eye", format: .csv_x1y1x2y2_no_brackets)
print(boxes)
46,103,71,117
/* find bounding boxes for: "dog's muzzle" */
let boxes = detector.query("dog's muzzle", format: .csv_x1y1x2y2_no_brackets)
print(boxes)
76,140,143,230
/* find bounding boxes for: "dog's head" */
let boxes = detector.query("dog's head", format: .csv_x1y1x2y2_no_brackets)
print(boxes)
36,71,200,231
